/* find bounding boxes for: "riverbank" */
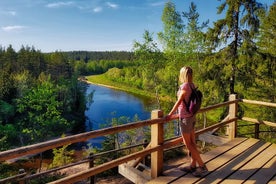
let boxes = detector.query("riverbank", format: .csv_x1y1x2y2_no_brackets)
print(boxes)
83,74,172,102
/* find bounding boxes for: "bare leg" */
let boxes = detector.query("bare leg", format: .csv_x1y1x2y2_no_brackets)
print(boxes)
182,132,204,167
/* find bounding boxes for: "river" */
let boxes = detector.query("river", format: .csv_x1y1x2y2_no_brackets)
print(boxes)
84,83,157,148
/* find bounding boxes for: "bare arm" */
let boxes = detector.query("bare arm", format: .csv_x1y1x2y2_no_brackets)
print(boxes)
168,89,186,116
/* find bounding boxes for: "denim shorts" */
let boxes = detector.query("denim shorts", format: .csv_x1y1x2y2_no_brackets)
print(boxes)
180,116,196,134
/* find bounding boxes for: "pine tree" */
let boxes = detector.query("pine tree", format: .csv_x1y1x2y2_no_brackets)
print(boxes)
206,0,265,94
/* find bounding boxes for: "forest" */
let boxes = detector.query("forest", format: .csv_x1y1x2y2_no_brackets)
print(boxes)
0,0,275,180
1,0,275,150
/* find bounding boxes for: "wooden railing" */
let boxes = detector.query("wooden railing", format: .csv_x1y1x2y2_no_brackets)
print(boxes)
0,94,275,184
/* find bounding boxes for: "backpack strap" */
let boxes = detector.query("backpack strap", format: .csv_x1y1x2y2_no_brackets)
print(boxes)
183,83,194,112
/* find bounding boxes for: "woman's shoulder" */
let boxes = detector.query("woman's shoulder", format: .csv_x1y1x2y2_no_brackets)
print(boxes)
180,82,195,89
180,82,196,89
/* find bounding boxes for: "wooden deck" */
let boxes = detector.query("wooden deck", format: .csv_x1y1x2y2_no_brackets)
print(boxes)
147,138,276,184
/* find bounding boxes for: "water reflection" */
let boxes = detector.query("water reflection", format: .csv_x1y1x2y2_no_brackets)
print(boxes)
85,84,154,147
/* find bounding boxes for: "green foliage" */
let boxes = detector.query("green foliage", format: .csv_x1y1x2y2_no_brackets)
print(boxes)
0,69,14,101
49,141,74,168
0,124,17,150
15,75,71,144
0,45,87,150
158,1,184,53
0,162,20,179
102,115,147,150
63,51,134,62
257,2,276,57
0,100,14,123
205,0,265,94
181,2,209,54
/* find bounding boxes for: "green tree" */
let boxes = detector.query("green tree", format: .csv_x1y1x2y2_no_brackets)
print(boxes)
158,1,184,54
206,0,265,94
49,135,74,169
256,2,276,102
12,70,33,98
15,75,70,145
0,70,14,101
181,2,209,100
182,2,209,56
157,2,185,99
133,30,164,107
46,52,72,81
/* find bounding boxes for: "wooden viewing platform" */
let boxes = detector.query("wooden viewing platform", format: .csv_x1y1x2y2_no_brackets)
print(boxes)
147,137,276,184
0,95,275,184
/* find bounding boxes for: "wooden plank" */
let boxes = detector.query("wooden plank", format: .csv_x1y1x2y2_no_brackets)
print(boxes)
199,141,270,184
244,151,276,184
118,163,151,184
268,175,276,184
147,138,247,184
172,138,260,183
198,132,230,146
146,167,184,183
221,143,276,184
199,137,248,162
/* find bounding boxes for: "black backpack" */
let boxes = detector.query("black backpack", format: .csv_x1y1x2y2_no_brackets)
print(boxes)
184,84,203,115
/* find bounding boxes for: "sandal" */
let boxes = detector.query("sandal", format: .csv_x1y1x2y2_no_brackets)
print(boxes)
192,165,208,177
180,165,196,173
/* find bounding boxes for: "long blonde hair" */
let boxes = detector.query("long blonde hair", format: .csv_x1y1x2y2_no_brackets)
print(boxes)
179,66,193,83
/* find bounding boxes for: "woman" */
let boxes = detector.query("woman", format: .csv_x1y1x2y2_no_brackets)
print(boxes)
166,66,208,177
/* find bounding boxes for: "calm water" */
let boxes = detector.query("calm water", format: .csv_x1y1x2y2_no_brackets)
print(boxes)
84,84,156,147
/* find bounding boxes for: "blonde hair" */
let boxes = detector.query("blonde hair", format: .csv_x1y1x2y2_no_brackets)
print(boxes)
179,66,193,83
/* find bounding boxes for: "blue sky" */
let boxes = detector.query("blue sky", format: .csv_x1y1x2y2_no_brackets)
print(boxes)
0,0,273,52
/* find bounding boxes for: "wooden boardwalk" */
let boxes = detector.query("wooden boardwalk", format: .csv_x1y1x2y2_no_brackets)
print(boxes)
147,138,276,184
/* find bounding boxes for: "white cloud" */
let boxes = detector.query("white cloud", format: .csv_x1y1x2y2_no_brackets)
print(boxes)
149,1,164,7
7,10,17,16
46,1,74,8
2,25,26,32
93,7,102,13
1,10,17,16
106,2,118,9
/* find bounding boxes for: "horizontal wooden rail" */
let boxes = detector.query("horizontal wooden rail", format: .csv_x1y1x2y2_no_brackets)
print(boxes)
20,141,149,181
198,99,239,113
241,117,276,127
49,144,164,184
0,118,165,161
0,170,26,183
240,99,276,107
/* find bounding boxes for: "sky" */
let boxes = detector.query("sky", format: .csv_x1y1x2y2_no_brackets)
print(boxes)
0,0,273,52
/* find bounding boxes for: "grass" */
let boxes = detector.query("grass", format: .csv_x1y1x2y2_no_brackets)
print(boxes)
85,74,161,100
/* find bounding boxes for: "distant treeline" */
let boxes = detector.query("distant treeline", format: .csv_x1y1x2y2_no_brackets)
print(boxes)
62,51,134,62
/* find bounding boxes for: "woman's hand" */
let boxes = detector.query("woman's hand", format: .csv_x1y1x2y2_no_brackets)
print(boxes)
165,114,171,120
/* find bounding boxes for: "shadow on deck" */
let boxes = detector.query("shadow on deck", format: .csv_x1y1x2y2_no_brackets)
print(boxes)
147,138,276,184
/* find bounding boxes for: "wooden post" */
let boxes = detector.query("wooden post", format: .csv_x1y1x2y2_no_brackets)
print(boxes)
228,94,238,140
143,139,149,166
255,124,260,139
18,169,25,184
89,153,95,184
150,110,163,178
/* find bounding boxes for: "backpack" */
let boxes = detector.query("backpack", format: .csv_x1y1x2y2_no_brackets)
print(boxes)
184,84,203,115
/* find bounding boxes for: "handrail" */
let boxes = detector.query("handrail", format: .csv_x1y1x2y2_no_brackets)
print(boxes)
241,117,276,127
0,96,275,184
0,100,238,162
0,118,164,161
198,99,239,113
240,99,276,107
